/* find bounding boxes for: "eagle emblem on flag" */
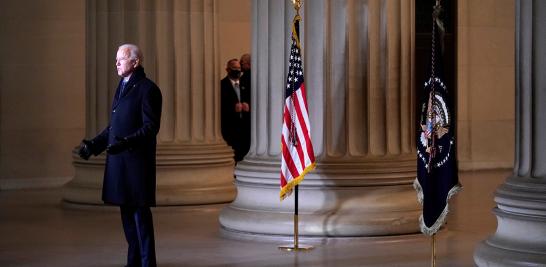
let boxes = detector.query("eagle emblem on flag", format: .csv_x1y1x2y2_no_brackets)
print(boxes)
419,77,452,171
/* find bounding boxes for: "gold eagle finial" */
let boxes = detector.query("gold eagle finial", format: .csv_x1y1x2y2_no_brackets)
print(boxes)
292,0,302,12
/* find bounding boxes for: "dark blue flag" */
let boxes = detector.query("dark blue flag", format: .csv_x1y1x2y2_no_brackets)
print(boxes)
414,2,461,236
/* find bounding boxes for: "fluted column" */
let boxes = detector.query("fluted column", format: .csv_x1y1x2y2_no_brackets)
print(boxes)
63,0,236,206
220,0,418,238
474,1,546,265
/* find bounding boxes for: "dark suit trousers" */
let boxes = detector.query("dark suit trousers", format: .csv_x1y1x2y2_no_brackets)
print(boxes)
120,206,157,267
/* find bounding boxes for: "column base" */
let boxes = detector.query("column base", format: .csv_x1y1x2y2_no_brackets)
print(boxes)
63,144,236,206
220,157,421,238
474,176,546,266
475,233,546,267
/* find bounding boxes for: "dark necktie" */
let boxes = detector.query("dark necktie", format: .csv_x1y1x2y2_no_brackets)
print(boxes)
234,82,241,101
120,81,127,96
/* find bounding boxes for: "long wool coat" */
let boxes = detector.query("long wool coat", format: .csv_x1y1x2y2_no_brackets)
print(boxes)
220,76,251,162
92,66,162,207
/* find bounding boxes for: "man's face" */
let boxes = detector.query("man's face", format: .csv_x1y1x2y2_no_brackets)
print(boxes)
227,61,241,73
240,58,250,72
116,48,137,77
226,61,241,80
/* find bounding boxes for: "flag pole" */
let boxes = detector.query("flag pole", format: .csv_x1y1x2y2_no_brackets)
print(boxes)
431,234,436,267
430,2,440,267
279,185,313,251
291,1,303,250
278,0,313,252
294,185,299,248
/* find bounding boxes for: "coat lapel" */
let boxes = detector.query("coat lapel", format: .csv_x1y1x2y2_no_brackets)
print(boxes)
112,67,146,109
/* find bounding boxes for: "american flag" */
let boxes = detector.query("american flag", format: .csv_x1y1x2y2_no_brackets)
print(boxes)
280,15,315,200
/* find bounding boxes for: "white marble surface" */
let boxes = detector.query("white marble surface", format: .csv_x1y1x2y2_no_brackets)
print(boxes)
0,170,507,267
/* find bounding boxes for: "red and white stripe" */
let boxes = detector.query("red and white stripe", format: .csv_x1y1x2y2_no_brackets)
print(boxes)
280,83,315,200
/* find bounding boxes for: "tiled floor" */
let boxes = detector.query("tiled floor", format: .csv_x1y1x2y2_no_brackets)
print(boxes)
0,170,509,267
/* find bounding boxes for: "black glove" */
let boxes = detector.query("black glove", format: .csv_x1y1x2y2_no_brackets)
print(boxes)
78,139,94,160
106,136,130,155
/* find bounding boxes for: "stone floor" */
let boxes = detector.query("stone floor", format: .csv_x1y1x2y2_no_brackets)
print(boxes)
0,170,509,267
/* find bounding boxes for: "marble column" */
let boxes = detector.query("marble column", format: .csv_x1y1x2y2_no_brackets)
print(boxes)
474,0,546,265
63,0,236,206
220,0,418,239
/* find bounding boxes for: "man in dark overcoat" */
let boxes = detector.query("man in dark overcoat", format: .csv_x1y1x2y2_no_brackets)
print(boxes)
239,53,251,93
221,58,251,162
78,43,162,267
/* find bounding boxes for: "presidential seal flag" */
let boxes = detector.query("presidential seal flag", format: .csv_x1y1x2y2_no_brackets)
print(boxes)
280,13,315,200
414,1,461,236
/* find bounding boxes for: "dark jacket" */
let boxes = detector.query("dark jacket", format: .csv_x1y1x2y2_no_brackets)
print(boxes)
91,66,162,206
220,76,250,162
240,69,251,93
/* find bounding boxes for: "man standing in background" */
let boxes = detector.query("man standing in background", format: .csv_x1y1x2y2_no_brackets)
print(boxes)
221,58,251,163
239,53,251,92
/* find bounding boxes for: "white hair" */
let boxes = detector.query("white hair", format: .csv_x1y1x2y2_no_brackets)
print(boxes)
118,43,143,63
240,53,250,63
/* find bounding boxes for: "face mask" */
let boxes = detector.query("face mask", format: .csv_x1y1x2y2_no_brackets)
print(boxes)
228,69,241,79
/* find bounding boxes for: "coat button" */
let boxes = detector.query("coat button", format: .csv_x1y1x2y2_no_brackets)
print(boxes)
113,109,116,113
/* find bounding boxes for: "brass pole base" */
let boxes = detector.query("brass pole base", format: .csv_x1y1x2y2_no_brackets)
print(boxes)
278,244,314,251
431,234,436,267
